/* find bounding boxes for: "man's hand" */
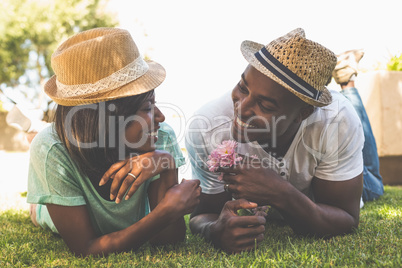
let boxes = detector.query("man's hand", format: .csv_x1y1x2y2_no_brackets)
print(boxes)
220,158,362,236
210,199,266,253
220,158,286,206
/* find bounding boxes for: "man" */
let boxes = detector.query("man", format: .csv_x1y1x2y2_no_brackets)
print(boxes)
185,28,364,253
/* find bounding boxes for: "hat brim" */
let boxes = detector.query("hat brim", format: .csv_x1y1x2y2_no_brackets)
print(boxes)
241,40,332,107
44,60,166,106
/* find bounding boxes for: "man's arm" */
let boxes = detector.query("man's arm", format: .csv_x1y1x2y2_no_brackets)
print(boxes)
189,192,230,241
186,113,266,253
222,166,363,237
273,173,363,236
189,192,266,253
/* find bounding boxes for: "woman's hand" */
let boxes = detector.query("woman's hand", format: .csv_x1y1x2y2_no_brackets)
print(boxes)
161,179,202,216
99,150,176,203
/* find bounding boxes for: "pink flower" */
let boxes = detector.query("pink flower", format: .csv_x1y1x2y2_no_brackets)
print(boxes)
207,140,243,180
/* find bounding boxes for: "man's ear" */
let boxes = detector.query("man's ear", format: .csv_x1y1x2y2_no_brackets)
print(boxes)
295,105,314,123
302,105,315,120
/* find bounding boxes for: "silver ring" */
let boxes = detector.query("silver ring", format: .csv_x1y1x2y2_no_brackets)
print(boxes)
127,172,137,180
224,183,230,192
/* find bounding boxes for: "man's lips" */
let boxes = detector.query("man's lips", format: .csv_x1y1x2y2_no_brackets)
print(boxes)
235,116,257,128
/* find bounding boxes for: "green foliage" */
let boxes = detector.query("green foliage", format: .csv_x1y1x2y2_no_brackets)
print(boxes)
1,186,401,267
387,53,402,71
0,0,118,88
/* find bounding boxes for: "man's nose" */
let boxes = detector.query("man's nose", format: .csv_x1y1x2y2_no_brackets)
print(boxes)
237,96,256,118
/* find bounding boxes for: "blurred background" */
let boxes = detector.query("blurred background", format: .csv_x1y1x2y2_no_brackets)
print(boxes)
1,0,401,209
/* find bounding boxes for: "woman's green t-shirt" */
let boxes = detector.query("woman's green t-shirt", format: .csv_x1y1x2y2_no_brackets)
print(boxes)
27,122,185,235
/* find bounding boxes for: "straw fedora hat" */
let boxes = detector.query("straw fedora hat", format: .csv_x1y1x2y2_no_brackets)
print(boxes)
44,27,166,106
241,28,337,107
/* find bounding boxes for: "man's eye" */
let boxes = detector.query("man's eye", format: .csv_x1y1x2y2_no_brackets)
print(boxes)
238,82,248,94
259,103,274,112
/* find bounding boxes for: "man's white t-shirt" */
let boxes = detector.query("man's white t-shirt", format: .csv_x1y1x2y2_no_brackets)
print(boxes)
185,90,364,201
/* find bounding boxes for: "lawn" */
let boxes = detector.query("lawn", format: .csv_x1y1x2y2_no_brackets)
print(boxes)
1,186,401,267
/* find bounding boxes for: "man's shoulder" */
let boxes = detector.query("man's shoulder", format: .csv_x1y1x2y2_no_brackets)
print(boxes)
186,91,233,152
299,90,363,154
306,90,361,127
190,91,234,132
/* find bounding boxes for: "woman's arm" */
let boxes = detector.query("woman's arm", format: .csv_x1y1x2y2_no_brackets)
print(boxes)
99,150,176,203
147,169,185,245
46,179,201,257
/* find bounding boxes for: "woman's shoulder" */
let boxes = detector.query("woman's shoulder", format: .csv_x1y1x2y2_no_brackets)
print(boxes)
31,124,60,144
157,122,185,166
158,122,178,139
30,124,64,158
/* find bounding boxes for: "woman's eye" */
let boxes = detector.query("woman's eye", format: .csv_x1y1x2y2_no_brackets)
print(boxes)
142,101,155,112
142,105,153,111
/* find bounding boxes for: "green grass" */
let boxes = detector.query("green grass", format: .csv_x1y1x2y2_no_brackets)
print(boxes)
1,186,401,267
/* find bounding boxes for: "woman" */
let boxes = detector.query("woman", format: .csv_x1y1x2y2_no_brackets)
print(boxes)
27,28,201,256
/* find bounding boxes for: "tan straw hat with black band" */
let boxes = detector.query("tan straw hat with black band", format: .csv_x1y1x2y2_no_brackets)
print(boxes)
241,28,337,107
44,27,166,106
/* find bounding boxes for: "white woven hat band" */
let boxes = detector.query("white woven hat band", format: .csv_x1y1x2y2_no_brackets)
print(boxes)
55,56,149,98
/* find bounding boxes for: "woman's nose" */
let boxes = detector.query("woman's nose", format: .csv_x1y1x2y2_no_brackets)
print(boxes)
154,106,165,123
